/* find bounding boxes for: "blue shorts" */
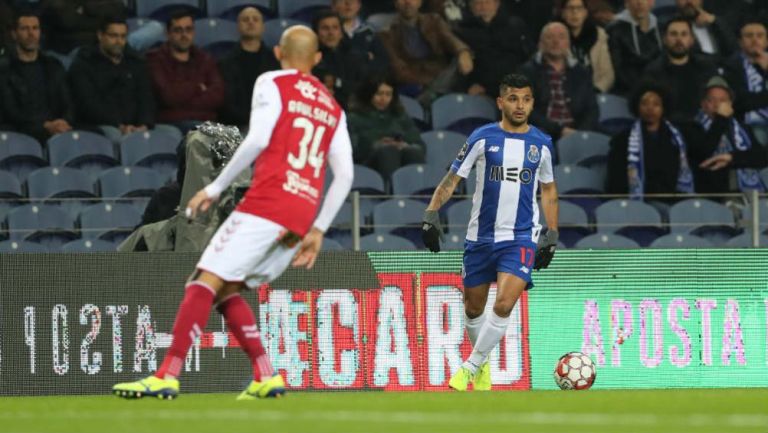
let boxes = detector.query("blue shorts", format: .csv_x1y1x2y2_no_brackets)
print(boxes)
462,239,537,289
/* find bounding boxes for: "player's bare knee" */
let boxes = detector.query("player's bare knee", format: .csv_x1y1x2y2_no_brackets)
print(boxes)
492,301,514,318
464,302,484,319
193,271,227,293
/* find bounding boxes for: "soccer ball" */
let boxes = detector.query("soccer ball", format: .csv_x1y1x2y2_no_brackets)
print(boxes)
553,352,596,390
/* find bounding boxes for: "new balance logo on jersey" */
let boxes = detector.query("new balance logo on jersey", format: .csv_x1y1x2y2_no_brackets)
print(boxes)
489,166,534,184
488,146,500,152
519,266,530,274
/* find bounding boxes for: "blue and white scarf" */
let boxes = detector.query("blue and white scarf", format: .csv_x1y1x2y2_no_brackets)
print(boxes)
696,111,766,192
741,53,768,124
627,120,694,199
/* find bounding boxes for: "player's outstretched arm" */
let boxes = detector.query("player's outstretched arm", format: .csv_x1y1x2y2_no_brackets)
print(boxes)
422,171,462,253
535,181,559,270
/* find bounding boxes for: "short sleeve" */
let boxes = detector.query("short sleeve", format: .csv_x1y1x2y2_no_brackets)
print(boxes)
538,142,554,184
450,138,485,178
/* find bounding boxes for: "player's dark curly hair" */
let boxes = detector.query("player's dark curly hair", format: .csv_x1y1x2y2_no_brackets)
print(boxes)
628,80,673,118
498,74,532,95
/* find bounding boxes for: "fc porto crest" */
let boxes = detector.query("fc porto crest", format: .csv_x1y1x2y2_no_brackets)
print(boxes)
527,145,540,163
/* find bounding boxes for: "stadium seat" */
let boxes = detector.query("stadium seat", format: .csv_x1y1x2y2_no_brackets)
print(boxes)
352,164,386,194
594,199,664,246
26,167,96,199
446,199,472,234
5,204,79,247
45,47,80,71
442,231,466,250
121,131,179,181
669,198,737,233
207,0,273,20
194,18,239,59
98,166,165,198
277,0,331,21
650,233,714,248
321,237,345,251
555,200,592,247
359,233,417,251
725,233,768,248
47,131,119,179
431,93,497,135
422,130,467,172
555,165,604,193
0,170,23,199
61,239,119,252
399,94,429,131
79,202,142,242
372,198,426,246
154,124,184,143
390,164,444,197
575,233,640,249
0,240,49,253
597,94,633,135
760,167,768,190
135,0,202,20
366,13,396,31
263,18,305,47
0,131,47,181
126,18,164,51
556,131,610,165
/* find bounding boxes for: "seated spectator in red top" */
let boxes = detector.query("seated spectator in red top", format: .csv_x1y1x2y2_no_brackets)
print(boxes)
0,12,74,143
41,0,126,54
146,9,225,133
378,0,473,104
68,16,155,138
218,7,279,130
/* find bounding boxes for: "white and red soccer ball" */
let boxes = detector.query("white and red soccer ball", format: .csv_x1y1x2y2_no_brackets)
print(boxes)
554,352,596,390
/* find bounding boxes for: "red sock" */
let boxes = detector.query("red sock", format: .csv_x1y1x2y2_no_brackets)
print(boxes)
155,282,216,379
218,293,274,381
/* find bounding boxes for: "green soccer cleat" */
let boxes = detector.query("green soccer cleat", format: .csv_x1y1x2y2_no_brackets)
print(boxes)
472,361,492,391
237,374,287,400
448,366,475,392
112,376,179,400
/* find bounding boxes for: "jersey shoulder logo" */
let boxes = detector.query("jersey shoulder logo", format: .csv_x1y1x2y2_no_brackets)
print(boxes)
456,142,469,161
527,145,540,163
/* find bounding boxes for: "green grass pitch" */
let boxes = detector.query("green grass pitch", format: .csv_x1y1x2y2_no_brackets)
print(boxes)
1,389,766,433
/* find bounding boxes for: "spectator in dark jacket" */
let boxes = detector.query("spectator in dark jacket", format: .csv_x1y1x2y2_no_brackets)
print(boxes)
146,9,225,133
218,7,279,129
348,75,425,181
41,0,126,54
607,0,662,95
312,9,369,108
455,0,533,97
68,16,155,137
332,0,389,73
519,22,599,141
643,16,719,122
669,0,736,63
724,20,768,127
557,0,614,93
1,12,74,143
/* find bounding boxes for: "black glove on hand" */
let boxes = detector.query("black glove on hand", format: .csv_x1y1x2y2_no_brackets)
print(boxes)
534,230,558,270
422,210,444,253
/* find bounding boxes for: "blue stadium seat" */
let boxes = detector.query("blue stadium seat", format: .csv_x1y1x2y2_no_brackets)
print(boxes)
555,165,604,193
98,166,165,198
5,204,79,247
446,199,472,234
595,199,664,246
575,233,640,249
359,233,417,251
0,240,49,253
431,93,497,135
399,94,429,131
556,131,610,165
442,232,466,250
650,233,714,248
277,0,331,21
135,0,202,20
121,131,179,181
45,47,80,71
422,130,467,172
321,237,346,251
555,200,591,247
0,170,23,199
263,18,305,47
760,167,768,190
668,199,738,243
79,202,142,242
725,233,768,248
352,164,386,194
47,131,119,180
390,164,445,197
597,94,633,135
0,131,47,181
372,198,426,245
154,124,184,143
61,239,119,252
26,167,96,199
207,0,273,20
194,18,240,59
126,18,164,51
366,13,396,31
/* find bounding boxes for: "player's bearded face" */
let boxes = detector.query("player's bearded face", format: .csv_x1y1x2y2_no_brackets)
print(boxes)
498,87,534,127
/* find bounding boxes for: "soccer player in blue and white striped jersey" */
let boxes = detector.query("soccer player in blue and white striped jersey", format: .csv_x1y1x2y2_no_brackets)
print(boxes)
421,73,560,391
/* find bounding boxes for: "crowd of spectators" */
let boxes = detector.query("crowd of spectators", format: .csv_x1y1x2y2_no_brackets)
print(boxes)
1,0,768,195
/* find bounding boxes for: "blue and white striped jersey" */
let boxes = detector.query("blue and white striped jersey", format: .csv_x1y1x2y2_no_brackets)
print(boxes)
450,122,555,243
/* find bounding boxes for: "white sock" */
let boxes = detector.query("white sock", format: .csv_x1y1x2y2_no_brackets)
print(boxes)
464,311,510,371
465,312,486,348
